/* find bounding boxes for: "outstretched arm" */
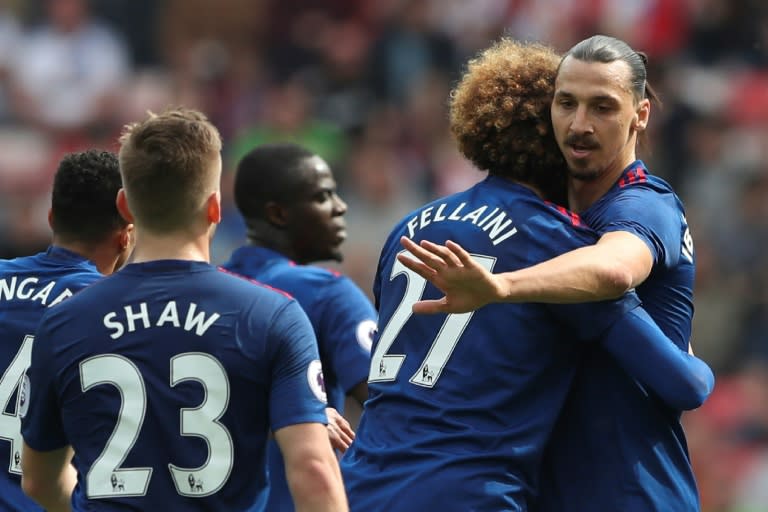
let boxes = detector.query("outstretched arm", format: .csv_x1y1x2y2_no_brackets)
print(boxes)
398,231,652,314
599,307,714,410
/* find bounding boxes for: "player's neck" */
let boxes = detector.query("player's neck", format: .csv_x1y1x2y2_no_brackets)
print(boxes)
130,231,211,264
51,239,116,275
567,154,636,213
245,225,296,262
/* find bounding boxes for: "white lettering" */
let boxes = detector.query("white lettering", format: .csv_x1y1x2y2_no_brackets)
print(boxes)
104,312,125,340
406,216,419,239
447,202,466,221
433,203,447,222
124,303,150,333
482,212,513,238
156,300,181,328
184,303,221,336
31,281,55,305
420,206,434,229
49,289,73,307
461,206,487,225
491,227,518,246
16,277,38,300
476,207,499,227
403,202,518,248
0,277,16,301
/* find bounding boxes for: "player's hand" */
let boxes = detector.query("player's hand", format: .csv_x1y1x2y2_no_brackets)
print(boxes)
397,237,503,314
325,408,354,453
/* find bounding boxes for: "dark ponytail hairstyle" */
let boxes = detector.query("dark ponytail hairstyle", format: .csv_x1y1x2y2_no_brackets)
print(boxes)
561,35,661,108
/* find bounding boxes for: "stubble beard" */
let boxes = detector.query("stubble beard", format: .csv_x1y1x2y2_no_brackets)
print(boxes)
567,161,604,182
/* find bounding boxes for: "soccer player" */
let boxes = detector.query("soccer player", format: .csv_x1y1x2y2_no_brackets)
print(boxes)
20,108,348,512
0,150,132,512
340,39,712,511
400,35,701,511
222,142,376,512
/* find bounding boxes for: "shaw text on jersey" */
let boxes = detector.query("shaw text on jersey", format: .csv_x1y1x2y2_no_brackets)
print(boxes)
103,300,221,340
406,202,518,246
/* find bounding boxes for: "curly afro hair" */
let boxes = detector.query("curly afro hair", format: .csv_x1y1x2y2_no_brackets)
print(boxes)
450,38,567,204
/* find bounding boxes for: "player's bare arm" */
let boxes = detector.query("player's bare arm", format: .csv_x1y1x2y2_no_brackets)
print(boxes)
20,442,76,512
275,423,349,512
401,230,654,314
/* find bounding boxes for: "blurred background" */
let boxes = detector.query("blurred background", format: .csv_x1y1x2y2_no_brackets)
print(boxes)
0,0,765,509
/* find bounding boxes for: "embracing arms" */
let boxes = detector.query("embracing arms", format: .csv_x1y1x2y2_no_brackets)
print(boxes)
398,232,652,313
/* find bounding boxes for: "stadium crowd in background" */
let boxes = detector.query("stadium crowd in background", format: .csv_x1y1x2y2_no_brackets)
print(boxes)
0,0,765,510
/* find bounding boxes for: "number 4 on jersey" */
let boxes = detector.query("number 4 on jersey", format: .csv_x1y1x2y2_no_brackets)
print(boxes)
0,335,34,475
369,250,496,388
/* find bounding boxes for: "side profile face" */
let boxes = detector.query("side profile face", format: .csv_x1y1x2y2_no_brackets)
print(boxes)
287,155,348,263
550,56,649,182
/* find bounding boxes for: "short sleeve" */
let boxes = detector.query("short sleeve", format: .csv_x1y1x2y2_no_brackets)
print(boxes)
21,312,68,451
317,277,377,393
266,300,328,431
588,188,682,268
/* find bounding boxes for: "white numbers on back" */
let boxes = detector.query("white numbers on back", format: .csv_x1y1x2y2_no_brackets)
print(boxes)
369,250,496,388
168,353,232,497
79,352,233,499
81,355,152,497
0,335,34,475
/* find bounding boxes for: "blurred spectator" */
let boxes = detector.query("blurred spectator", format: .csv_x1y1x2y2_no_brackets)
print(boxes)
0,1,20,122
7,0,129,136
366,0,459,105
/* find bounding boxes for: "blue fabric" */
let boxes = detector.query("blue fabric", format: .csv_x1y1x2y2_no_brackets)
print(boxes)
21,260,325,511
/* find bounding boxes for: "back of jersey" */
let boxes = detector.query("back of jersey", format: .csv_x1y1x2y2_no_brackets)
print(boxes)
341,176,637,511
21,260,326,511
0,247,100,512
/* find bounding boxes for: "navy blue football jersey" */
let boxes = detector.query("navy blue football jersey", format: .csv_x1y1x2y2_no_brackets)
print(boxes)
222,246,375,512
538,160,699,511
341,176,643,511
21,260,327,511
0,246,101,512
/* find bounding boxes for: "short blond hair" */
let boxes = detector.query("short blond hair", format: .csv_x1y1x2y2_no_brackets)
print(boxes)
118,107,222,232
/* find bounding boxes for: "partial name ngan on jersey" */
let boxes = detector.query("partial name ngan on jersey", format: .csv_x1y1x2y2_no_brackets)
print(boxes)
0,275,73,307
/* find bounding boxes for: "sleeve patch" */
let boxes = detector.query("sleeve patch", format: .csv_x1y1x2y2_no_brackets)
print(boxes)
356,319,377,353
307,359,327,404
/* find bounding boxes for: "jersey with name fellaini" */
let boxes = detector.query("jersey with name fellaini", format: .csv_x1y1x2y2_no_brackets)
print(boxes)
20,260,327,512
538,160,699,512
222,246,376,512
341,176,640,512
0,246,102,512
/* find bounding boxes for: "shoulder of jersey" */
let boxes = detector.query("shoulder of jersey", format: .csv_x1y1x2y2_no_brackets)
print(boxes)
277,260,345,283
216,266,294,299
616,165,673,193
543,200,585,228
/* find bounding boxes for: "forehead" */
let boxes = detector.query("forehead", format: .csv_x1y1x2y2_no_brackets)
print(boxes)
555,56,633,100
297,155,334,189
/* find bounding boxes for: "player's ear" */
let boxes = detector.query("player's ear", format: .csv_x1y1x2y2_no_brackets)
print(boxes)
119,223,135,251
206,191,221,225
47,208,53,230
264,201,289,227
633,98,650,132
116,189,135,223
